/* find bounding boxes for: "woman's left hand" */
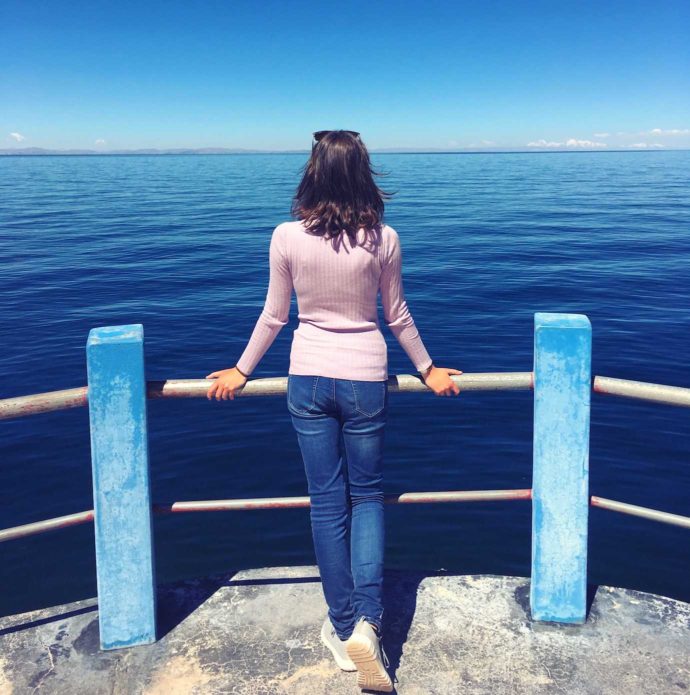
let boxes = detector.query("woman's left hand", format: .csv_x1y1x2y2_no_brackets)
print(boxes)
205,367,248,401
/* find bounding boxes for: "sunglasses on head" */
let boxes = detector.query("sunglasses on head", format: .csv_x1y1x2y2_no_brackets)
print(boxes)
312,130,361,142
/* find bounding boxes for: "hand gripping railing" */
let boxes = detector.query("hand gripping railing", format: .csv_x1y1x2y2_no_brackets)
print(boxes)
1,313,689,650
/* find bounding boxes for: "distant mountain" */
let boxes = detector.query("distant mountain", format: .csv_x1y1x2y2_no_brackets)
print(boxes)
0,147,102,155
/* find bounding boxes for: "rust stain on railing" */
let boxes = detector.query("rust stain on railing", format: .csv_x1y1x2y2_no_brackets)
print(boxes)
0,386,88,420
0,509,94,543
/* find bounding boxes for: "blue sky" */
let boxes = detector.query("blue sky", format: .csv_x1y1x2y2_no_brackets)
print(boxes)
2,0,689,151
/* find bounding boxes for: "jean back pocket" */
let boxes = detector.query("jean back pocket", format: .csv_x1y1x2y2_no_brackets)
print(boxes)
287,374,319,415
351,379,387,417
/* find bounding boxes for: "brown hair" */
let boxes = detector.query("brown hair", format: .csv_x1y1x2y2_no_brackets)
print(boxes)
291,131,391,245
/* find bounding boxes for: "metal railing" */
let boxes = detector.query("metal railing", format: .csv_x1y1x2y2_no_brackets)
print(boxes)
0,372,534,419
1,312,688,650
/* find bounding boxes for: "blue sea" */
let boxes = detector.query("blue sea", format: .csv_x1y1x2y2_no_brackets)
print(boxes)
1,151,689,618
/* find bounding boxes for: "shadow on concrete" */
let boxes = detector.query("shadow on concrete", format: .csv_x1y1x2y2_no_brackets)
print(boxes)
513,580,600,623
586,583,599,619
156,571,230,640
156,570,322,640
381,568,446,693
225,575,321,588
0,604,98,637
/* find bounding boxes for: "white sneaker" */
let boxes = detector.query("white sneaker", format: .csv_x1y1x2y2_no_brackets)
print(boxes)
345,618,393,692
320,618,357,671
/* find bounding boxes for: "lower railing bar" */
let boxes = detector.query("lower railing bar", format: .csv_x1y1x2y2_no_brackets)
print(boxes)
0,489,533,542
0,509,95,543
387,489,532,504
154,489,533,513
10,492,690,541
593,376,690,408
591,496,690,529
154,497,311,512
10,489,690,543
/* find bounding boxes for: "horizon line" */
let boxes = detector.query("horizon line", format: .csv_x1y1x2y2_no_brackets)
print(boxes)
1,146,687,156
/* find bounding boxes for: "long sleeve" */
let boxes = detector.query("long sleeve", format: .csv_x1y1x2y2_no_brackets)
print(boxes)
235,225,293,376
379,226,433,373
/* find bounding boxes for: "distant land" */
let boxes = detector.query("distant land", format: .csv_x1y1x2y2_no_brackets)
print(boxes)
0,147,275,156
0,146,684,156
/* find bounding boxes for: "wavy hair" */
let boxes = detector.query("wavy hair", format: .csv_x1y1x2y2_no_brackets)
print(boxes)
291,131,392,246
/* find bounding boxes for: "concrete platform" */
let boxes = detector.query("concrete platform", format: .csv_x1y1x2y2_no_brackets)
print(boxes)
1,566,689,694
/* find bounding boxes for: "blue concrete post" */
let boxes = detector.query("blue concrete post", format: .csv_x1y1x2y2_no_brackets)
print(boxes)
530,312,591,624
86,324,157,649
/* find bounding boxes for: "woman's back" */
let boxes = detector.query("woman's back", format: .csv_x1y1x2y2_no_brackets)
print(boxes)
287,220,383,332
235,219,433,381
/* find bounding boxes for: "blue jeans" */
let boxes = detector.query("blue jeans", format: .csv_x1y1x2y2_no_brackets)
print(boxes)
287,374,388,640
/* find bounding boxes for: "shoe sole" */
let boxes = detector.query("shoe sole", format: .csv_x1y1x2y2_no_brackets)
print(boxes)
345,634,393,692
320,624,358,672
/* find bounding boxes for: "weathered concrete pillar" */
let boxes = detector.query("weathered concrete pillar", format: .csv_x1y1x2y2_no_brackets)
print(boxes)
86,324,157,649
530,312,591,623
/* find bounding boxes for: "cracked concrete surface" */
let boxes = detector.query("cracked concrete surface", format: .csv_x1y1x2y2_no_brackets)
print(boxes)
1,567,689,694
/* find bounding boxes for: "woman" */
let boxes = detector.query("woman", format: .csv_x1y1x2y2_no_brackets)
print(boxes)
206,130,461,692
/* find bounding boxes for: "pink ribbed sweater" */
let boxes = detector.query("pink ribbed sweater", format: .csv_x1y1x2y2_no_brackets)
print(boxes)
235,220,433,381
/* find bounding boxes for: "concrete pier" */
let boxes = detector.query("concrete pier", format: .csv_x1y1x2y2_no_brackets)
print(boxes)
1,566,689,694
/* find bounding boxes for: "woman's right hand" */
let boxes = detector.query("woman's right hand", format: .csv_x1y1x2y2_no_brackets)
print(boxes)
423,367,462,396
205,367,248,401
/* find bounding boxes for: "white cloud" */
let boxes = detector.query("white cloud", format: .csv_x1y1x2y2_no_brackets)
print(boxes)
594,132,610,138
649,128,689,136
95,138,106,145
9,132,25,142
527,139,563,148
627,142,664,149
481,140,495,146
527,138,607,149
566,138,607,148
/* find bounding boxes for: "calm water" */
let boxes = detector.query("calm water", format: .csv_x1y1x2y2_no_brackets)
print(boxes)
1,151,689,618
